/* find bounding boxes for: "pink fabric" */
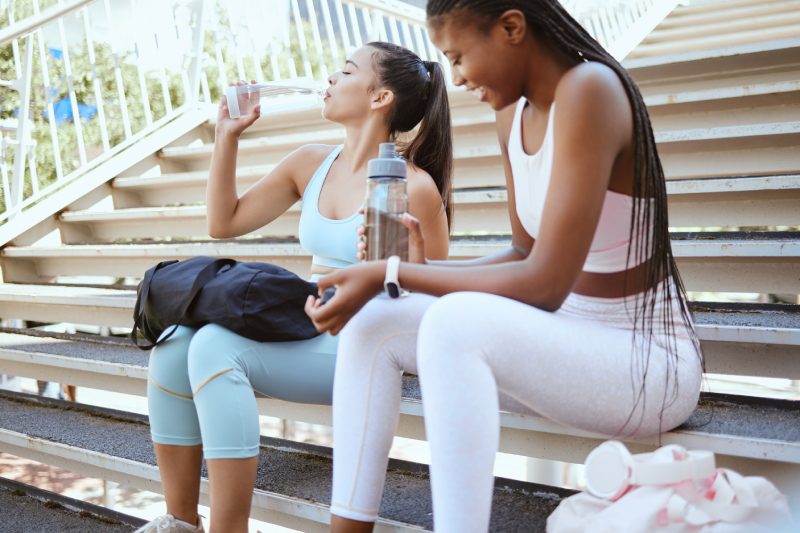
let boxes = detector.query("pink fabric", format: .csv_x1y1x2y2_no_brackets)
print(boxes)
507,97,652,273
547,443,793,532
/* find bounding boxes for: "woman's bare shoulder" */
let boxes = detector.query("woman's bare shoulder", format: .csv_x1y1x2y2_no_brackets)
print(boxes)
406,164,444,215
556,62,629,114
280,144,339,191
285,144,338,173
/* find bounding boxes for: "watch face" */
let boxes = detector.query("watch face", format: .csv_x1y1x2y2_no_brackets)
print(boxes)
386,283,401,298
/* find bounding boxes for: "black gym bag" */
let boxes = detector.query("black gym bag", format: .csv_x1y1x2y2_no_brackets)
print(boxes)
131,256,321,350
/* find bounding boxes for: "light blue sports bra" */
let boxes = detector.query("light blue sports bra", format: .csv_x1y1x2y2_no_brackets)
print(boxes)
298,145,362,271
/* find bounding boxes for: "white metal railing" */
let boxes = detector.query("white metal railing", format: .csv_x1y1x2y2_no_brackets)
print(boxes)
0,0,680,229
0,0,207,226
195,0,685,103
199,0,440,102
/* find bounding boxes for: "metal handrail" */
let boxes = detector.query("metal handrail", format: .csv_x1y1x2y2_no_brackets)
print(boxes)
0,0,95,47
0,0,207,224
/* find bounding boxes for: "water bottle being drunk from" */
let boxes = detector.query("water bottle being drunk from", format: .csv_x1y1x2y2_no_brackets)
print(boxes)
365,143,409,261
224,81,324,118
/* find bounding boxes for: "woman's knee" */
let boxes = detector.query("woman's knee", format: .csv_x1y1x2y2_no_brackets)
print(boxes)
419,292,484,349
337,294,427,377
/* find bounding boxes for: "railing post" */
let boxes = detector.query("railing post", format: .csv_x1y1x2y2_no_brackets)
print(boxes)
10,33,34,217
188,0,207,104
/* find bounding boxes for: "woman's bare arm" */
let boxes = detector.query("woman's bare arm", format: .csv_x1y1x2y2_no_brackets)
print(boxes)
392,64,632,309
206,138,327,239
307,63,633,333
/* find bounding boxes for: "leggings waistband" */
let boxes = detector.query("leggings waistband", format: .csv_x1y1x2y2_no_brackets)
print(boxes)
559,280,695,338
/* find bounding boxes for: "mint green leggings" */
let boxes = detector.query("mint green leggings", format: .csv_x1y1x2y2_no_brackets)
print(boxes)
146,324,338,459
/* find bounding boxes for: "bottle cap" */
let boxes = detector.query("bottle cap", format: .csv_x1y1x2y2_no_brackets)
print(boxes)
368,142,406,179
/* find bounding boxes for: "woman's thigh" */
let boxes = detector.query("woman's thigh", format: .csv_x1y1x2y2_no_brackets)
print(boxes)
188,323,339,405
418,292,702,437
148,325,198,398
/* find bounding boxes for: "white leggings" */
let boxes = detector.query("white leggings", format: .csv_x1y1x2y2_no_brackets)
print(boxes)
330,288,702,531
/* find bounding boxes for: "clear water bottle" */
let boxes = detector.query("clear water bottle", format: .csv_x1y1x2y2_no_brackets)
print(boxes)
365,143,409,261
224,80,324,118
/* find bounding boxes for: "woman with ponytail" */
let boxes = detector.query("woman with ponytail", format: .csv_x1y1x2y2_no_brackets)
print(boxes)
306,2,703,532
136,43,452,533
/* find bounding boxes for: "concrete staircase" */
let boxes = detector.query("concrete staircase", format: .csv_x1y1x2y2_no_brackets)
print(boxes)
0,473,147,532
0,0,798,529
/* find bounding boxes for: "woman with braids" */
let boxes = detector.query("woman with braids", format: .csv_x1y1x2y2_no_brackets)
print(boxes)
305,1,703,532
135,42,451,533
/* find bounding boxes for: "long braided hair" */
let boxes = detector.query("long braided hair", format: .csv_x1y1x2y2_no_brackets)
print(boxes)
427,0,703,435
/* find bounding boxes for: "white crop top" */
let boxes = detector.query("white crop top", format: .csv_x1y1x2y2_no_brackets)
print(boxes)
507,98,651,273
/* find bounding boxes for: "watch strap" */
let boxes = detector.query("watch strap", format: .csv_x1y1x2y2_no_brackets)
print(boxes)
384,255,402,298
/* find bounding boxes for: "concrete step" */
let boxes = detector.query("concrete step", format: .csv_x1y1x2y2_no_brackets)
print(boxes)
111,164,276,208
0,390,572,532
647,82,800,131
2,232,798,293
666,174,800,227
0,296,797,380
625,39,800,95
669,230,800,293
643,7,800,45
0,327,150,394
0,358,798,501
66,174,800,243
59,189,513,243
691,301,800,379
656,121,800,179
0,284,135,328
645,79,800,109
60,204,299,243
0,475,147,532
630,18,800,59
656,0,798,30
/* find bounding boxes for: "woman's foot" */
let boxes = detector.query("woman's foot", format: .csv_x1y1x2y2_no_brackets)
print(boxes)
133,514,204,532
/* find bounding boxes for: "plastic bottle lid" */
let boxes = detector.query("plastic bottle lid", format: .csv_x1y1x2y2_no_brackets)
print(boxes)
367,142,406,179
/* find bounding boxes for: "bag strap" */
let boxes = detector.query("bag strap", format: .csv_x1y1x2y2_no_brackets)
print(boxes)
131,260,177,349
131,258,235,350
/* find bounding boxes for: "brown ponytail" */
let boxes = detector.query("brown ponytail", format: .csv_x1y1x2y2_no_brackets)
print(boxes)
368,42,454,229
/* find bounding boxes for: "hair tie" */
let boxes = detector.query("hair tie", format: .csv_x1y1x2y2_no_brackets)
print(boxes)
421,60,433,80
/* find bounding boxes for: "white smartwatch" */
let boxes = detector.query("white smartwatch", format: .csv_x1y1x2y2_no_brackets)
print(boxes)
384,255,404,298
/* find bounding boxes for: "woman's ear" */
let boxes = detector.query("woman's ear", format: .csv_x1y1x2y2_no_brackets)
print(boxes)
370,88,395,111
498,9,527,44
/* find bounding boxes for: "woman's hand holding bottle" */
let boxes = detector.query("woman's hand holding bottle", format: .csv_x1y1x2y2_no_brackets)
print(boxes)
356,211,426,264
216,80,261,139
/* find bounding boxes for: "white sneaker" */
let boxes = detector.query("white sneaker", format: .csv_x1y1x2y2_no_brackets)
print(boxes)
133,514,204,532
